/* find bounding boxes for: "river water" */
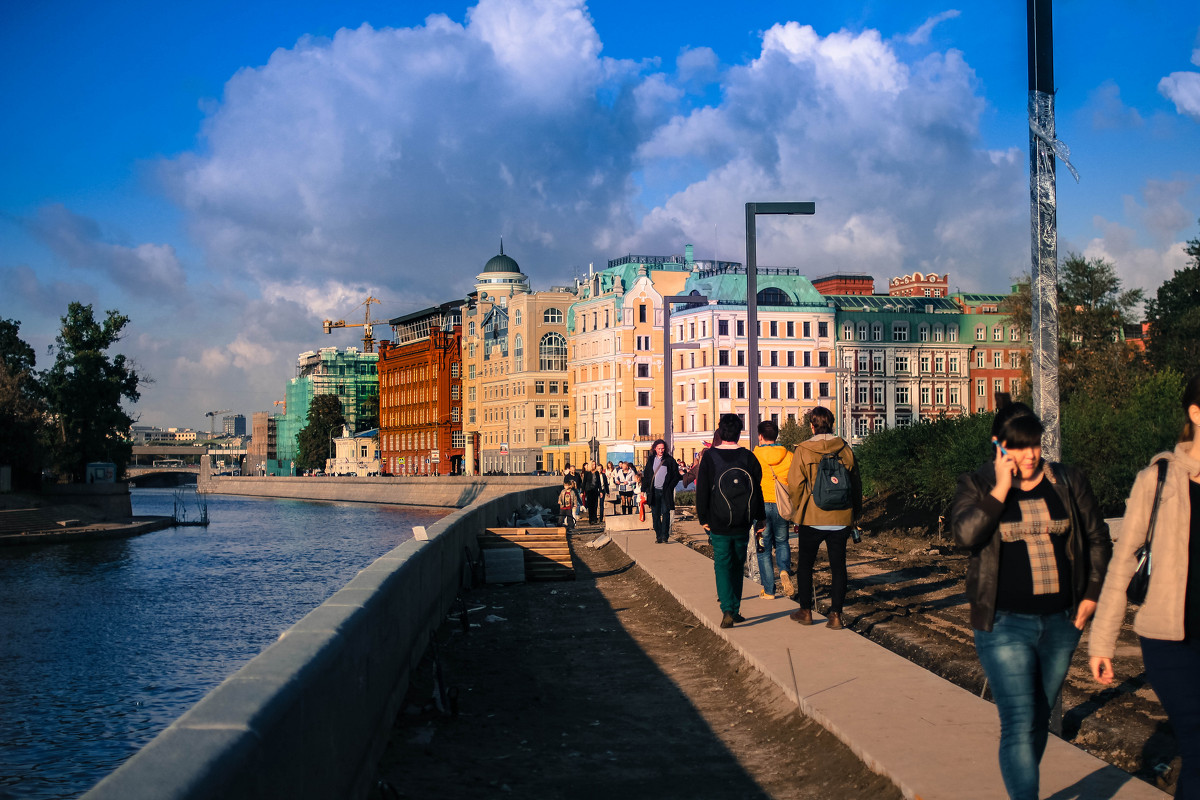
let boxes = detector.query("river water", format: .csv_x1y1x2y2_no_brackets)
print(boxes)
0,488,448,799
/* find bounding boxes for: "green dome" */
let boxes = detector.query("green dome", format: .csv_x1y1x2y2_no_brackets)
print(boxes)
483,241,521,274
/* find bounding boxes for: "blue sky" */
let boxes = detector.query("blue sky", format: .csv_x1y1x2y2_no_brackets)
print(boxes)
2,0,1198,429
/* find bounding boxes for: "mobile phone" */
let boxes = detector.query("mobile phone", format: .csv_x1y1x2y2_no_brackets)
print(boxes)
992,439,1009,456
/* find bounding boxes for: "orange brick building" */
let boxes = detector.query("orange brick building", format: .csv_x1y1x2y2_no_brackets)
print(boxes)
812,273,875,295
377,302,465,476
889,271,949,297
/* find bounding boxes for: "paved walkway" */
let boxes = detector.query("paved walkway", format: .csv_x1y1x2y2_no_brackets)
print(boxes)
609,520,1167,800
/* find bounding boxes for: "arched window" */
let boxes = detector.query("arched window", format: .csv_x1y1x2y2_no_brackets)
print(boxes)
468,321,476,336
757,287,790,306
514,310,522,326
544,308,563,324
842,322,853,340
514,334,523,358
540,332,567,371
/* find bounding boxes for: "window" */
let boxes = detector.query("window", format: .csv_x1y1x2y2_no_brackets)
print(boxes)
858,385,869,403
785,351,794,367
935,355,945,373
896,385,910,404
857,322,868,340
933,325,944,342
637,363,650,378
977,379,986,397
993,351,1003,368
895,355,909,373
535,404,545,418
873,385,883,404
787,321,795,337
450,385,461,400
893,323,909,342
637,391,651,407
787,381,796,399
469,408,476,423
819,381,830,398
469,321,476,336
818,321,829,338
452,431,465,448
719,381,730,399
737,381,746,399
919,324,930,342
976,350,986,368
803,351,811,367
920,355,931,373
543,308,563,324
872,322,882,341
803,321,812,338
935,387,945,405
949,355,959,374
535,380,545,394
549,405,560,419
638,304,647,323
976,325,986,341
769,381,779,399
949,386,960,405
468,364,476,379
450,362,461,379
921,386,931,405
769,321,778,337
769,350,778,366
842,322,854,340
718,319,729,336
857,418,870,436
468,386,476,402
737,350,745,367
818,351,829,367
1010,326,1020,342
1010,352,1021,369
993,326,1003,341
549,381,559,394
858,353,869,372
736,319,745,337
718,350,729,366
994,378,1004,395
539,333,567,371
804,382,812,400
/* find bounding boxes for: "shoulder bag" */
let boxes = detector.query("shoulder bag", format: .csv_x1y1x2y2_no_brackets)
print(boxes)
1126,459,1169,605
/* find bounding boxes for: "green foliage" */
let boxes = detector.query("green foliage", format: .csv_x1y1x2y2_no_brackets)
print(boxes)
0,319,46,488
43,304,141,482
777,415,810,450
1061,369,1185,515
357,393,379,432
856,413,995,513
1145,223,1200,376
296,394,346,471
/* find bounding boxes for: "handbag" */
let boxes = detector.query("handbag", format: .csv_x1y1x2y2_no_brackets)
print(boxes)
1126,459,1169,605
773,474,793,519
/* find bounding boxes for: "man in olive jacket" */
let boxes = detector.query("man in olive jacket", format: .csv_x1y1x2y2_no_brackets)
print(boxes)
784,407,861,630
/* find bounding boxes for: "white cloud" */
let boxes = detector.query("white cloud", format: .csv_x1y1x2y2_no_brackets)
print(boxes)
1086,81,1144,130
1159,70,1200,122
901,10,961,46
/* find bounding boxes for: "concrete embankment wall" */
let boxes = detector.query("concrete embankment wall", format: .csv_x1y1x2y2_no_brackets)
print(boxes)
83,484,559,800
201,469,559,508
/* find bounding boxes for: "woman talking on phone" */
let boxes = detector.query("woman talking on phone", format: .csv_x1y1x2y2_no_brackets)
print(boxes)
1089,374,1200,798
951,401,1111,800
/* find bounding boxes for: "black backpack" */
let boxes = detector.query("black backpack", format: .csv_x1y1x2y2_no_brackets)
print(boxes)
812,444,853,511
708,449,755,530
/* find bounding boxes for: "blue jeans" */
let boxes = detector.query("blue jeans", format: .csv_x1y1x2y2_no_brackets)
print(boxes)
1141,636,1200,799
974,609,1081,800
649,488,671,542
756,502,791,595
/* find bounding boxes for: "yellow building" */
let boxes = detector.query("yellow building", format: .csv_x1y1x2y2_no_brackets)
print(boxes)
561,247,725,470
460,246,576,474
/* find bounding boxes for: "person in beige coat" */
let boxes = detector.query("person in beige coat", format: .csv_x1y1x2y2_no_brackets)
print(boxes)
1090,374,1200,799
784,407,861,630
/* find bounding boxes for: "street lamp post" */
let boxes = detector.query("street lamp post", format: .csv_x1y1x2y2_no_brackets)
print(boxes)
663,293,708,456
745,202,815,447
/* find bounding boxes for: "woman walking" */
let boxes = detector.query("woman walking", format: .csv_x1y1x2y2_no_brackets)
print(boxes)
1090,374,1200,798
641,440,680,543
951,401,1111,800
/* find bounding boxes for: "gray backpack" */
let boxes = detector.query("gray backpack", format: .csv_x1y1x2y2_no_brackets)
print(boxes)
812,444,852,511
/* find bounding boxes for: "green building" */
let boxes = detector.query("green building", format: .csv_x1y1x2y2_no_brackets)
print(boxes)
275,347,379,472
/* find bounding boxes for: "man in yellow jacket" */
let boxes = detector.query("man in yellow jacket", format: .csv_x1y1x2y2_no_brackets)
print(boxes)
754,420,795,600
784,407,861,630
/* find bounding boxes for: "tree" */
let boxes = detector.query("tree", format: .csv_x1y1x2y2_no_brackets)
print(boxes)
1145,222,1200,376
777,415,810,450
296,394,345,472
42,304,141,482
0,319,46,488
1005,255,1145,401
356,393,379,432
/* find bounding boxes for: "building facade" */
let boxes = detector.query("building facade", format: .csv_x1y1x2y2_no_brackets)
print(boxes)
223,414,246,437
377,302,464,476
246,411,279,475
831,295,972,442
952,293,1029,413
276,347,379,470
812,273,875,296
460,247,575,475
667,267,839,465
888,271,949,298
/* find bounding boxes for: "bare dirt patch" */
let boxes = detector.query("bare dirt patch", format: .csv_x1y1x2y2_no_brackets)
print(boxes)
371,520,902,800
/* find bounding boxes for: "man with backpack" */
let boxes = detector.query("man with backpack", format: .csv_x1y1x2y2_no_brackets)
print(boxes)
754,420,795,600
696,414,766,628
784,406,861,630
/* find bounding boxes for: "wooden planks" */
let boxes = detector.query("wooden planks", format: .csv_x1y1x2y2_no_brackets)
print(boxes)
479,527,575,581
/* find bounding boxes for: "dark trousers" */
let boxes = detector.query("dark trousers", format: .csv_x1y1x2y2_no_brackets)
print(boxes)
710,530,751,614
796,525,850,612
649,488,671,542
585,490,599,523
1142,636,1200,799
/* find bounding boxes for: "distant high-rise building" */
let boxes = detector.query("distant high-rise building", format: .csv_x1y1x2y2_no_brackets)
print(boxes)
223,414,246,437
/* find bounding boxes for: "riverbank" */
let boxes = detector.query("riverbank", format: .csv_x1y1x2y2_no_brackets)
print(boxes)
0,489,173,547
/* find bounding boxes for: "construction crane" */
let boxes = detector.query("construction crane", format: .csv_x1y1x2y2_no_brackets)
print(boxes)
273,399,286,415
205,409,232,437
323,296,383,353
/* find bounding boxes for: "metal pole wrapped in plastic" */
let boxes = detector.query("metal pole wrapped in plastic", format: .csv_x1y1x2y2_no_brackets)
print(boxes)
1028,0,1063,461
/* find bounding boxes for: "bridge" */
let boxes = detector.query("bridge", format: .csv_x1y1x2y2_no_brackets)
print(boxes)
128,445,246,486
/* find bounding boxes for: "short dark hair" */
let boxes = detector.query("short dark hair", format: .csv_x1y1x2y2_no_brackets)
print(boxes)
717,413,743,444
809,407,834,435
1182,374,1200,442
991,400,1044,449
758,419,779,441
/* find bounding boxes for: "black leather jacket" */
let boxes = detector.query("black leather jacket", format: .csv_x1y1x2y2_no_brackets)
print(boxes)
950,461,1112,632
